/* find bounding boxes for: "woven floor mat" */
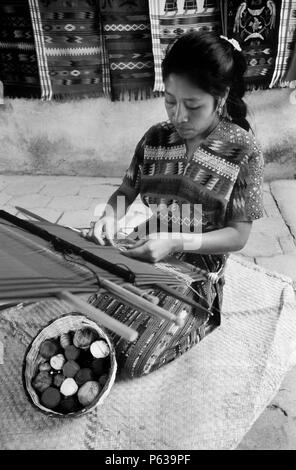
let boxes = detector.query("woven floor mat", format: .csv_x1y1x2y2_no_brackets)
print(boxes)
0,255,296,450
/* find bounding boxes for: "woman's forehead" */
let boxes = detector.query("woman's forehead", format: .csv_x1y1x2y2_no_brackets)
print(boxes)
164,74,209,100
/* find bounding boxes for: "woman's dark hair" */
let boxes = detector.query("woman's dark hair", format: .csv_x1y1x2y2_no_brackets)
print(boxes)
161,31,250,132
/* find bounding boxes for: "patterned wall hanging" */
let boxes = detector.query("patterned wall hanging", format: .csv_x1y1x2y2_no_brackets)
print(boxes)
270,0,296,87
149,0,222,93
98,0,155,101
0,1,41,98
27,0,109,100
224,0,282,90
285,40,296,84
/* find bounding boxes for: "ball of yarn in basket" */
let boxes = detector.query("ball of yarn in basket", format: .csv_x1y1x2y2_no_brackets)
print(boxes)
41,387,61,409
90,340,110,359
50,354,66,371
60,378,78,397
73,328,97,350
78,381,101,406
32,371,52,393
75,368,94,386
64,345,80,361
39,340,59,359
63,360,80,378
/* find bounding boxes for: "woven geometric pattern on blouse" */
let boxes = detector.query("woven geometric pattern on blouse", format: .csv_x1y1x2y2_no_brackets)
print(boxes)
120,119,264,228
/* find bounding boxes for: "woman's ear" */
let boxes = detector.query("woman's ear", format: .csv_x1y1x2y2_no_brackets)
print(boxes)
222,86,230,106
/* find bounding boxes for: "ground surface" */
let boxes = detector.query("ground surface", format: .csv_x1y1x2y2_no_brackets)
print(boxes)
1,174,296,450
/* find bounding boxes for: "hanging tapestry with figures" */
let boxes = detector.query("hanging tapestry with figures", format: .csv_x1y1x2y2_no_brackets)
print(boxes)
224,0,283,90
270,0,296,87
98,0,154,101
148,0,222,92
0,1,41,98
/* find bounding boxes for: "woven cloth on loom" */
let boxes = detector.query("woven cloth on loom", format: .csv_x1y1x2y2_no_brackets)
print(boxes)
270,0,296,88
225,0,282,90
0,1,41,98
98,0,154,101
149,0,222,93
1,255,296,450
27,0,107,100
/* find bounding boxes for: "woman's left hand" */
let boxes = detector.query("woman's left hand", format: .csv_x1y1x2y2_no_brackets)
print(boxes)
121,234,178,263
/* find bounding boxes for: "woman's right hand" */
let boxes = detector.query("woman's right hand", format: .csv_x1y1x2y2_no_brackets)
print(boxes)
81,216,117,246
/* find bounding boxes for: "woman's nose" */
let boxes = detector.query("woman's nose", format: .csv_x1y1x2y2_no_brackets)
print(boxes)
173,103,189,123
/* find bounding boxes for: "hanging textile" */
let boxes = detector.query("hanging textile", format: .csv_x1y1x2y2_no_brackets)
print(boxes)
285,40,296,84
98,0,154,101
149,0,222,93
0,1,41,98
26,0,109,100
223,0,282,90
270,0,296,88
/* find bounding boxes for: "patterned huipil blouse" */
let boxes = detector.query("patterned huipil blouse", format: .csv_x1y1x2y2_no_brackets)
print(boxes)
91,117,264,378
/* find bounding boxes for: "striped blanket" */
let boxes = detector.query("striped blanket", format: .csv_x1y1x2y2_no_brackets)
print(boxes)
0,1,41,98
225,0,283,90
27,0,107,100
286,41,296,85
270,0,296,88
99,0,154,101
149,0,221,93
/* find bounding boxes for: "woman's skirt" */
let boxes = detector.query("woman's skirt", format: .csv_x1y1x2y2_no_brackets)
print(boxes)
89,253,226,378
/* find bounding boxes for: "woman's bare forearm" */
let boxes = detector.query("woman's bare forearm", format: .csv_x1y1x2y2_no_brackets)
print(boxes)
101,189,136,222
171,222,252,255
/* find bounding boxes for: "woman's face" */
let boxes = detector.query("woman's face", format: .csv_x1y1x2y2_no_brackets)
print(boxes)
164,73,218,141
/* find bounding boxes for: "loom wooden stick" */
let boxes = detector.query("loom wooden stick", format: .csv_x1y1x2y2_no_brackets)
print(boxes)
99,277,187,326
122,283,159,305
156,283,205,310
57,291,138,342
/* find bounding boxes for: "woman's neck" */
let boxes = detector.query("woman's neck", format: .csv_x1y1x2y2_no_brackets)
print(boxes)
185,116,221,155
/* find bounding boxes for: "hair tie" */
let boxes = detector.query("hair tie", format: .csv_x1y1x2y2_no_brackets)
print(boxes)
220,35,242,52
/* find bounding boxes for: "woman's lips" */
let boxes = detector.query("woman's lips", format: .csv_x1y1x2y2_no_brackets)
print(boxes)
176,127,193,133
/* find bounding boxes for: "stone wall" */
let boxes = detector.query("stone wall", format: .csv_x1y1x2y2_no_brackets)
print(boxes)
0,88,295,180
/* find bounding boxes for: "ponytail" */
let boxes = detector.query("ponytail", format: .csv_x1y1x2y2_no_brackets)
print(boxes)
226,49,250,132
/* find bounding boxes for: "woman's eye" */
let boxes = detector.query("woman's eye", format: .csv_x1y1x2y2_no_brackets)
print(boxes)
165,100,176,106
186,105,200,110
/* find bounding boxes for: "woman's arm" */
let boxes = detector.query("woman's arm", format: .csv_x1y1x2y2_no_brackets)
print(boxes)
123,221,253,262
101,188,137,222
173,221,253,254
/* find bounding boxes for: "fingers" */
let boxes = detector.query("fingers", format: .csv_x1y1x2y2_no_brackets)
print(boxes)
104,224,116,247
80,228,89,239
92,221,108,245
122,247,150,260
80,220,109,245
122,240,151,261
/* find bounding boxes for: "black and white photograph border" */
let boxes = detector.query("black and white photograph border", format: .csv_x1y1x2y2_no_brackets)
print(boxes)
0,0,296,453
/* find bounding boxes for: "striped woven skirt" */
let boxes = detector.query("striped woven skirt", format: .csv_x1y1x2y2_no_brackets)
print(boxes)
89,253,226,378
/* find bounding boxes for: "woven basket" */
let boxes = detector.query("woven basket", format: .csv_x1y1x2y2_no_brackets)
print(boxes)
23,313,117,418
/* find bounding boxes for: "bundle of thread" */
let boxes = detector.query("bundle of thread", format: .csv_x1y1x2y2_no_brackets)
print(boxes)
31,328,111,414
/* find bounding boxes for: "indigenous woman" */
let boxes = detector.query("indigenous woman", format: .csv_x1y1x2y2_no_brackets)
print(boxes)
85,31,264,378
